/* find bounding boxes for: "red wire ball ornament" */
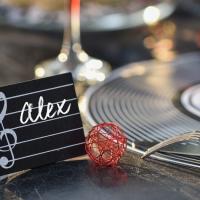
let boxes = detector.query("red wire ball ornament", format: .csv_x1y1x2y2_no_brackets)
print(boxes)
85,122,127,166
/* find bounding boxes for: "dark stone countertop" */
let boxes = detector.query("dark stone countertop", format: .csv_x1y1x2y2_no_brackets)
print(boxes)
0,153,199,200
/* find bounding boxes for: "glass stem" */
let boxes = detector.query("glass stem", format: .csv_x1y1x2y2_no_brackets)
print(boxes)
61,0,82,55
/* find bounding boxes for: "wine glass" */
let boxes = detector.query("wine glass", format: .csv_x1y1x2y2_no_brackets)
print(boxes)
34,0,111,85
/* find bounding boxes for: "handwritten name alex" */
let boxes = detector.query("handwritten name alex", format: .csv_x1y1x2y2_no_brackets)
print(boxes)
20,96,71,124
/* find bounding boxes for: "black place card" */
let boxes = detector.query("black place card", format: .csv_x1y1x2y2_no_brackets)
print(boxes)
0,73,86,176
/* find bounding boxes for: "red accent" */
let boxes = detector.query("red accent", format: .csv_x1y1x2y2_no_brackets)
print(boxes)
70,0,80,17
85,122,127,167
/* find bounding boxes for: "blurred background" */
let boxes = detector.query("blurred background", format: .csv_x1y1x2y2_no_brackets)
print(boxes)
0,0,199,86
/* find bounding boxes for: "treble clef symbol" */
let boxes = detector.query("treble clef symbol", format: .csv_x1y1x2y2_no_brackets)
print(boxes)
0,92,17,169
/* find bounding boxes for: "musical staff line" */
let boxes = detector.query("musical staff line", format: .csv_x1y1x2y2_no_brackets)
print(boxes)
0,127,83,149
4,83,74,100
10,141,85,162
0,112,80,132
6,98,77,116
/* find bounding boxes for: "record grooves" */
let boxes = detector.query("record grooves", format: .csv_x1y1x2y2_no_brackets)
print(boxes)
173,82,200,122
84,52,200,168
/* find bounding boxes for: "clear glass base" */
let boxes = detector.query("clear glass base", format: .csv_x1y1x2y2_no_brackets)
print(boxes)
35,56,111,85
74,58,111,85
35,58,72,78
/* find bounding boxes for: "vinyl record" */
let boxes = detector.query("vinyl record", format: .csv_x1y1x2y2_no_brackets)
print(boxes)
84,52,200,168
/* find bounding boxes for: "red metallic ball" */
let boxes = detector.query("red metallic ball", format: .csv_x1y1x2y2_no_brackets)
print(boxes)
85,122,127,166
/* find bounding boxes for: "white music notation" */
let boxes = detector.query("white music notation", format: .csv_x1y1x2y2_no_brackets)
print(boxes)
0,92,17,169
